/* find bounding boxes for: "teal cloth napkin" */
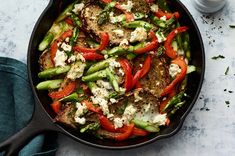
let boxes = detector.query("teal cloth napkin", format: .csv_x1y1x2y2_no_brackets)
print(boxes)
0,57,57,156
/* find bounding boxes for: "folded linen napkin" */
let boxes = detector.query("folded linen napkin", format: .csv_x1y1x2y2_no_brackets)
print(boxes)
0,57,57,156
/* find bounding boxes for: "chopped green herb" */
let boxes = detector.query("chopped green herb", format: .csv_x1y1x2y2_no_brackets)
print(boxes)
228,90,233,93
211,55,225,60
225,101,230,104
224,89,227,91
225,66,229,75
229,25,235,28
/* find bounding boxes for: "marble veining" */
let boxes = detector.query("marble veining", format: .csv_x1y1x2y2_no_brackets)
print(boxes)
0,0,235,156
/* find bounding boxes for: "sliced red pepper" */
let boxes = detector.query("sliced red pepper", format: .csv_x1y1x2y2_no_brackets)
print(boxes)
82,100,101,113
65,17,74,25
132,55,152,88
49,81,77,99
132,127,149,136
135,81,142,89
99,115,116,132
124,12,134,22
164,26,188,59
114,123,134,141
155,9,180,20
50,29,73,64
159,90,176,113
165,118,170,126
51,101,61,114
118,59,133,92
101,0,112,3
161,57,187,96
81,52,104,60
134,31,158,54
73,32,109,53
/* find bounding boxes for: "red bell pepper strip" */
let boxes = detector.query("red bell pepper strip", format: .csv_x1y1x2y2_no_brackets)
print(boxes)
82,100,101,113
118,59,133,92
155,9,180,20
50,29,73,64
135,81,142,89
51,101,61,114
65,17,74,25
81,52,104,61
99,115,116,132
134,31,158,54
114,123,134,141
73,32,109,53
164,26,188,59
132,55,152,88
124,12,134,22
49,81,77,99
165,118,170,126
161,57,187,96
159,90,175,113
132,127,149,136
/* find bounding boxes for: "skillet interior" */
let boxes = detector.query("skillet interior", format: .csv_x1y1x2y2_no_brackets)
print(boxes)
28,0,205,149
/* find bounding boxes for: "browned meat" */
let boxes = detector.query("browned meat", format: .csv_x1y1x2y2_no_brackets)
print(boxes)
81,4,132,45
96,129,121,139
54,103,77,128
139,56,171,97
39,49,54,70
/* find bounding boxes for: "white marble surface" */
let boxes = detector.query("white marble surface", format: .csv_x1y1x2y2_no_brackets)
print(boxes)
1,0,235,155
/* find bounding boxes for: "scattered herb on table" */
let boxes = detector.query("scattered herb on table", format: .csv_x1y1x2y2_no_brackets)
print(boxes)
211,55,225,60
229,25,235,28
225,100,230,107
225,66,229,75
228,90,233,93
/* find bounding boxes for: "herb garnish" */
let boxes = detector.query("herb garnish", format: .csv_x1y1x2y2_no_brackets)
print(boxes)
229,25,235,28
211,55,225,60
225,66,229,75
225,101,230,107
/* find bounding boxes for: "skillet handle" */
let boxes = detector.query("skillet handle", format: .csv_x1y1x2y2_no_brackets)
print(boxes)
0,103,61,156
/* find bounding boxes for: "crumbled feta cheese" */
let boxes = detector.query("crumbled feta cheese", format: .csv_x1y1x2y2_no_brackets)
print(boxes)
110,98,118,104
143,103,151,112
109,59,121,68
177,49,185,55
91,96,110,116
114,117,124,129
119,87,126,94
74,117,86,124
130,27,148,43
61,42,72,51
109,12,125,23
65,37,70,43
118,68,125,76
169,64,181,78
96,80,113,90
76,53,86,63
134,89,143,102
155,31,166,43
72,3,84,14
152,113,167,126
119,39,129,47
92,87,109,98
160,15,167,21
119,0,133,12
104,54,109,59
112,29,124,37
68,55,76,63
122,105,137,124
54,50,68,67
74,102,87,125
150,4,159,12
67,61,86,80
139,64,143,67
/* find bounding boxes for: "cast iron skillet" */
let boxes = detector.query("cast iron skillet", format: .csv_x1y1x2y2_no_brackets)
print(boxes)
0,0,205,155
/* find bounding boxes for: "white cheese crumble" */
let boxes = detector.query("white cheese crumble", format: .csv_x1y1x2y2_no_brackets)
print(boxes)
169,64,181,78
114,117,124,129
91,96,110,116
160,15,167,21
118,68,125,76
65,37,70,43
96,80,113,90
67,61,86,80
112,29,124,38
150,4,159,12
130,27,148,43
119,0,134,12
152,113,167,126
109,59,121,68
68,55,76,63
155,31,166,43
110,98,118,104
134,89,143,102
177,49,185,55
109,12,125,23
61,42,72,51
74,102,87,125
76,53,86,63
122,105,137,124
119,39,129,47
92,87,109,98
72,3,84,14
104,54,109,59
54,50,68,67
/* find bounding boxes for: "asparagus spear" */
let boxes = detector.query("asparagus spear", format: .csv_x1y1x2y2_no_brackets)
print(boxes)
122,21,153,31
82,69,107,82
38,33,54,51
97,1,116,25
36,79,63,90
38,65,71,78
133,118,160,132
59,92,79,102
86,58,114,75
105,68,119,92
70,14,82,27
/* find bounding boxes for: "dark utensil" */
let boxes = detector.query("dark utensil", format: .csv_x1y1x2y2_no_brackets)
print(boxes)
0,0,205,155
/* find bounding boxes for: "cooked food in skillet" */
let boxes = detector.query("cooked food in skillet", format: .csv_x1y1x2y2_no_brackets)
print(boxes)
36,0,196,141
